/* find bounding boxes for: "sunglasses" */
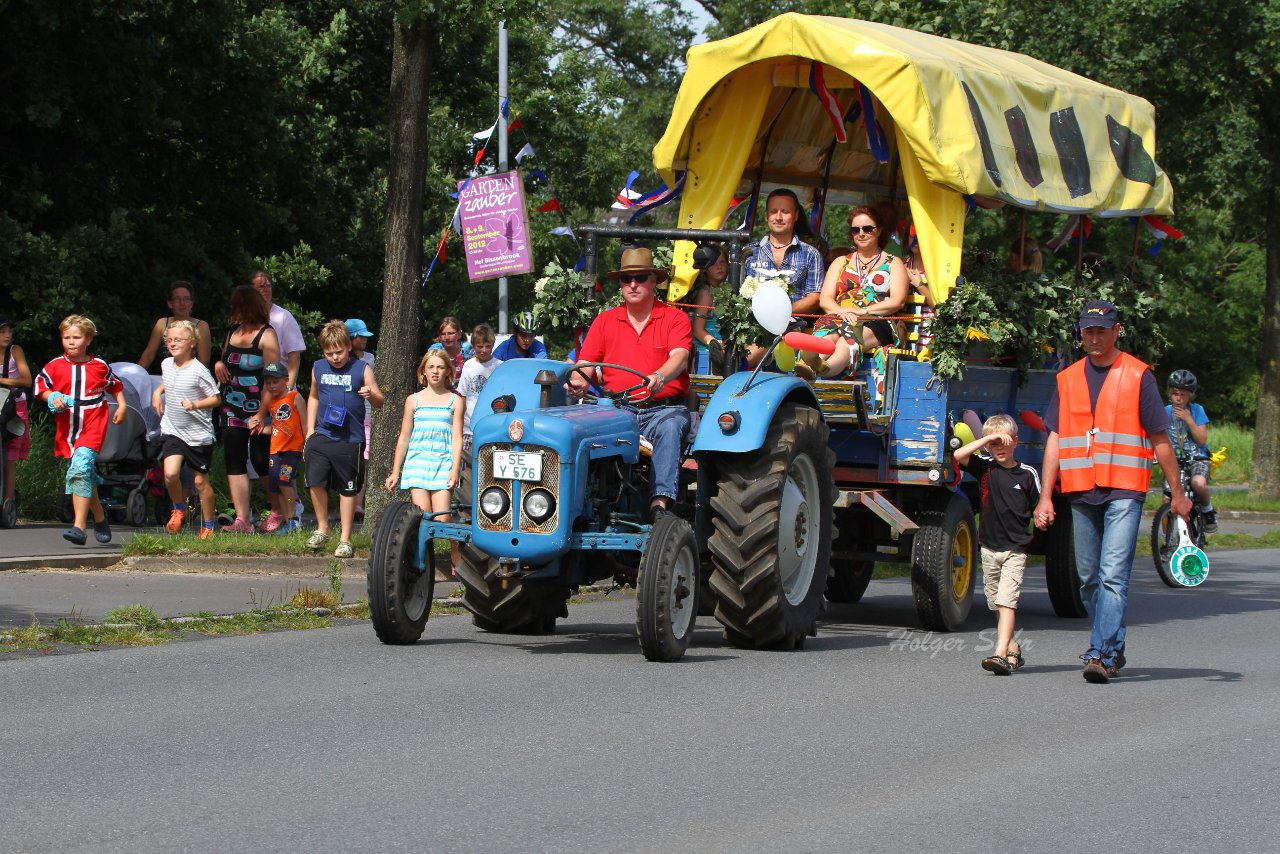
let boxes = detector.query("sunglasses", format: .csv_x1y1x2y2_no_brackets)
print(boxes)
849,224,879,235
620,273,652,284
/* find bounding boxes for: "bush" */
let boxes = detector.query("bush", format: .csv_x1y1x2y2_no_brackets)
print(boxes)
14,412,64,519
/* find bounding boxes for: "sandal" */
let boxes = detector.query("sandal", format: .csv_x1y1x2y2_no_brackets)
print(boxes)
981,655,1013,676
1007,646,1025,673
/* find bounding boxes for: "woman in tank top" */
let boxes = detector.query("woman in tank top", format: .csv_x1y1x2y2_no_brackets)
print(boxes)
213,284,280,532
138,281,212,371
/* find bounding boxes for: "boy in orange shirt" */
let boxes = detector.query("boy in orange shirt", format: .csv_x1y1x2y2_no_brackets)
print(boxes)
261,361,306,533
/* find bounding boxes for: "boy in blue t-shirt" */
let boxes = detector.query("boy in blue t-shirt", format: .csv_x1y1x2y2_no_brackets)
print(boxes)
304,320,384,558
1165,369,1215,532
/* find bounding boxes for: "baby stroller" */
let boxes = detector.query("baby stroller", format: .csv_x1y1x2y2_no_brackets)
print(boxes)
56,363,164,527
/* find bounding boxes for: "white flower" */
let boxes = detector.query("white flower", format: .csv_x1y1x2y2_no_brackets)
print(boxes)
740,276,761,299
534,276,549,294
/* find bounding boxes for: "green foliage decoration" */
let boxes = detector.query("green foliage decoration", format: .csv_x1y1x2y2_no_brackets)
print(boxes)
928,259,1166,381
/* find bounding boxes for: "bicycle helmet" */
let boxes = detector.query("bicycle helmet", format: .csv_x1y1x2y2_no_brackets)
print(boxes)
1167,369,1197,391
514,311,537,334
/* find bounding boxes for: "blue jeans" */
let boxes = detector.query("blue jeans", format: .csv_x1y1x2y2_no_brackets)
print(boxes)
1071,498,1144,666
634,405,690,504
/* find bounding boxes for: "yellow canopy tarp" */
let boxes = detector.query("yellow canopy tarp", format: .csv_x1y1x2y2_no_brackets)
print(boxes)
654,13,1173,301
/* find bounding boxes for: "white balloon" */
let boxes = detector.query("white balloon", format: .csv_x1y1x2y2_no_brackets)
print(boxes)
751,284,793,336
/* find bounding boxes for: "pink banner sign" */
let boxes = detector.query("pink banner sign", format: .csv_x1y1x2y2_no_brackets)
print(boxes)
459,170,534,282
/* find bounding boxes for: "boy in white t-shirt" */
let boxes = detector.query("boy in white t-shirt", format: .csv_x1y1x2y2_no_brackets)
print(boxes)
455,324,502,455
151,320,221,538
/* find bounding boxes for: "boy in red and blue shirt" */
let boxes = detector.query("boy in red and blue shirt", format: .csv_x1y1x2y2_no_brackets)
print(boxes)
35,314,127,546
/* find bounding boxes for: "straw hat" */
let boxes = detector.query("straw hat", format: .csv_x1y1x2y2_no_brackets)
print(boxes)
607,247,669,285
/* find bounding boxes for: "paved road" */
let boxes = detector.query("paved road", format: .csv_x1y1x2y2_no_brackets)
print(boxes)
0,569,372,627
1,521,138,559
2,549,1276,852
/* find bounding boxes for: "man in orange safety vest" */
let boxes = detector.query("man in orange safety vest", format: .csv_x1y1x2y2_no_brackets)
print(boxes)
1034,300,1191,684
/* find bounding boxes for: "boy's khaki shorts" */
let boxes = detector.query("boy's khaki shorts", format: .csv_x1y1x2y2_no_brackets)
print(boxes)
981,547,1026,610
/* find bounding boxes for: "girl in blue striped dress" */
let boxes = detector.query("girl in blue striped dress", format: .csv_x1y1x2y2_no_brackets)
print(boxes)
386,350,462,517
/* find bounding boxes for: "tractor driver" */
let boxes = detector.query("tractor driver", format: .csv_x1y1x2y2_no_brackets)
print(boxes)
567,247,692,519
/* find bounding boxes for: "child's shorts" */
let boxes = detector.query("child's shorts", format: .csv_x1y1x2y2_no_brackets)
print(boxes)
981,547,1027,610
65,446,103,499
1186,458,1211,482
159,435,213,474
268,451,303,495
304,434,364,496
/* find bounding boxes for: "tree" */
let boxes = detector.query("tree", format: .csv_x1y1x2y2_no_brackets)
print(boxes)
366,3,435,525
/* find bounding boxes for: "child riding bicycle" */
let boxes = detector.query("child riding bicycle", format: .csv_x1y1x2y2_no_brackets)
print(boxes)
1165,370,1216,533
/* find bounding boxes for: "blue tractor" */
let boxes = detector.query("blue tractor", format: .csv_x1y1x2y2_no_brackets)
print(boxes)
368,227,836,661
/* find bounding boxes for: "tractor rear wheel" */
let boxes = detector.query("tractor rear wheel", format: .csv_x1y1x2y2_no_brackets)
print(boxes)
707,404,833,649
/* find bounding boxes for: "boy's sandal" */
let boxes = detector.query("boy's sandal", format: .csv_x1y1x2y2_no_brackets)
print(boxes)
62,527,87,546
981,655,1013,676
1007,647,1025,672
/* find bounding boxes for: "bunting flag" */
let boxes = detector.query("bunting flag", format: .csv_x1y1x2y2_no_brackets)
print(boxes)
515,142,535,163
549,225,576,237
448,173,477,199
736,192,758,231
420,227,451,286
535,199,563,213
573,252,586,272
808,62,847,143
1046,215,1076,251
500,98,510,119
473,147,487,167
473,122,497,141
612,170,642,209
626,171,686,224
1142,215,1183,241
962,194,977,214
1071,215,1093,246
1131,214,1184,256
856,83,890,163
526,169,549,183
508,118,523,132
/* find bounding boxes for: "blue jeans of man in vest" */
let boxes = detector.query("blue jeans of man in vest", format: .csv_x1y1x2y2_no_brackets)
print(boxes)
1071,497,1144,666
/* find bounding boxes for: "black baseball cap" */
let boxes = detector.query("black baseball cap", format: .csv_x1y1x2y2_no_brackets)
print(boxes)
1078,300,1118,329
263,361,289,378
0,316,14,329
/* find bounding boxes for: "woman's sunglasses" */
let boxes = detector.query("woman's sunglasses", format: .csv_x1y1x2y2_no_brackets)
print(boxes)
849,225,879,235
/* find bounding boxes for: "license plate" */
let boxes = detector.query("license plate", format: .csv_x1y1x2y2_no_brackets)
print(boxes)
492,450,543,482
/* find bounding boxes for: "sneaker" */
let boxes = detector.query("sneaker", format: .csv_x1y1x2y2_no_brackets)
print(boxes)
1202,510,1218,534
198,525,216,540
306,530,331,550
93,519,113,544
62,526,87,546
334,540,354,559
166,508,188,535
294,500,305,526
1083,658,1117,684
221,517,254,534
1114,651,1127,672
260,511,285,533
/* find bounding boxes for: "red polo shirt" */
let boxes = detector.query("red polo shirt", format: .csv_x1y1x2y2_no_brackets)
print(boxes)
578,300,692,402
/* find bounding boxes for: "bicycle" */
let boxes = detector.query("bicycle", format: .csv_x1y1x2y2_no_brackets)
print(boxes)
1150,459,1208,588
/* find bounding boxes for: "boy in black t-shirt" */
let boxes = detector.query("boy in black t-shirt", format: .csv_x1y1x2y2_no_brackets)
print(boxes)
954,413,1041,675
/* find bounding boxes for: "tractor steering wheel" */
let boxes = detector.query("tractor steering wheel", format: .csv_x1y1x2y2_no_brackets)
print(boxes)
563,362,654,406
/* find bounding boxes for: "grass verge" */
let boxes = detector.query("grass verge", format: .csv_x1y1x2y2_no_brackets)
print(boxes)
122,529,374,558
0,600,373,655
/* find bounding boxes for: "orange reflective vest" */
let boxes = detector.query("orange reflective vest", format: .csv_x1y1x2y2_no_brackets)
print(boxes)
1056,351,1154,493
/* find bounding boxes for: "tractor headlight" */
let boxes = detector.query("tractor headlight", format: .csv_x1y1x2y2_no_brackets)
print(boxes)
480,487,510,520
522,488,556,523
